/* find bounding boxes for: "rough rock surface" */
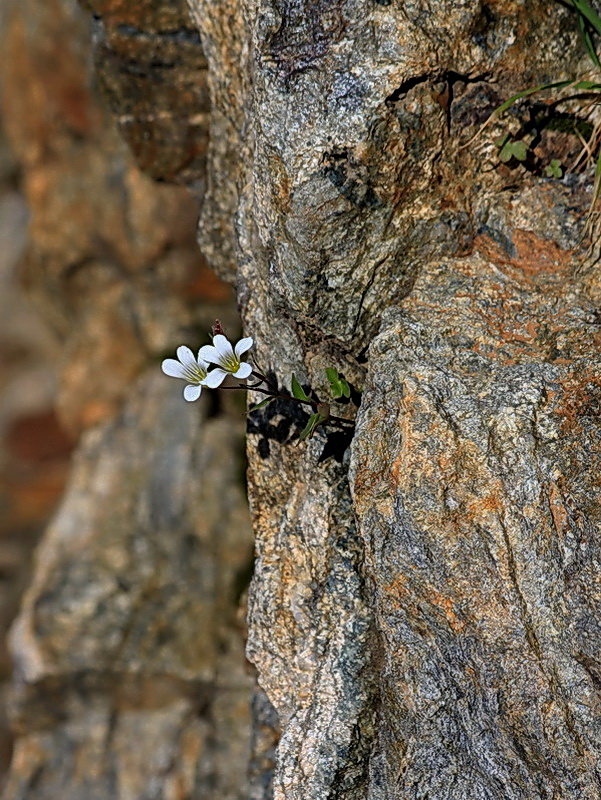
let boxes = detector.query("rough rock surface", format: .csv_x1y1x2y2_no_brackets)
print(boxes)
4,376,253,800
83,0,210,187
186,0,601,797
0,0,255,796
1,0,229,436
351,254,601,797
4,0,601,797
0,139,73,776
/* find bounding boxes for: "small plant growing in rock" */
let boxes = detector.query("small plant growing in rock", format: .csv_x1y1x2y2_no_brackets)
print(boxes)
496,134,529,164
474,0,601,214
545,158,564,178
162,321,356,441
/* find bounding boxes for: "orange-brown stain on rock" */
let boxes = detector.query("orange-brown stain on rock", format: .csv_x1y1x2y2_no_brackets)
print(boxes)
269,154,291,214
548,481,568,535
556,371,601,437
475,230,573,285
466,491,502,517
384,576,466,634
428,589,466,633
353,410,399,514
512,230,572,277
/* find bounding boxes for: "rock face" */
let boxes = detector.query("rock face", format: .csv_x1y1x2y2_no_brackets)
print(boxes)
0,0,255,796
1,0,229,436
4,376,253,800
352,255,601,797
82,0,210,187
186,0,601,797
0,138,72,777
3,0,601,798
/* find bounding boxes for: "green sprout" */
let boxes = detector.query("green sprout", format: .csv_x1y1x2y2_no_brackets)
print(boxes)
496,134,529,163
545,159,564,178
467,0,601,225
325,367,351,400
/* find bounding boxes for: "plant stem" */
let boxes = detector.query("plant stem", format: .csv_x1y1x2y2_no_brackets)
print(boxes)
220,382,355,428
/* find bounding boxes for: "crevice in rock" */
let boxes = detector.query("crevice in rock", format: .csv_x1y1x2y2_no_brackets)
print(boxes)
384,74,431,106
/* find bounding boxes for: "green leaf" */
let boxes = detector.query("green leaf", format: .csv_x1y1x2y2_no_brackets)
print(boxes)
574,1,601,68
569,79,601,90
544,159,563,179
498,139,528,163
494,79,574,117
461,75,593,155
325,367,349,399
330,381,343,398
249,397,273,412
299,412,322,441
571,0,601,37
510,140,528,161
498,142,513,163
291,374,311,402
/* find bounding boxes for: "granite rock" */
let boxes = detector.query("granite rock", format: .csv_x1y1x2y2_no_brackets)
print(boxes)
186,0,601,797
7,0,601,796
4,375,254,800
0,0,253,796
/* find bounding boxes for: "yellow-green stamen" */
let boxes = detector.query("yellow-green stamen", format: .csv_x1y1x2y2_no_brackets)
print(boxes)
222,355,240,372
183,364,207,385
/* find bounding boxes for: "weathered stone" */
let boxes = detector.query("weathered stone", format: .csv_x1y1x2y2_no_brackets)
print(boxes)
6,0,601,796
185,0,248,281
4,375,253,800
184,0,601,797
248,687,279,800
1,0,231,436
0,0,253,794
351,252,601,797
0,157,70,778
84,0,210,187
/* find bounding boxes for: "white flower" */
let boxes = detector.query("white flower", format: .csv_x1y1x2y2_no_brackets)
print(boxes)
199,334,254,388
161,345,210,402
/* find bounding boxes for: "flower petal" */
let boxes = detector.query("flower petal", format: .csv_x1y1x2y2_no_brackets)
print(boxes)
213,334,235,360
177,345,196,369
162,358,186,378
196,352,211,371
198,345,221,365
204,368,228,388
233,362,252,379
234,337,254,358
183,384,202,401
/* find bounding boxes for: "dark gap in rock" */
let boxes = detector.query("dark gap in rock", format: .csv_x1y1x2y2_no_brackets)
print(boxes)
356,347,369,364
231,546,256,605
385,74,430,106
322,148,382,208
471,3,496,49
318,428,354,464
444,70,492,133
494,101,595,177
248,393,310,459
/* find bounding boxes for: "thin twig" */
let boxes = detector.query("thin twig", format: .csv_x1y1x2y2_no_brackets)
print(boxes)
221,383,355,428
